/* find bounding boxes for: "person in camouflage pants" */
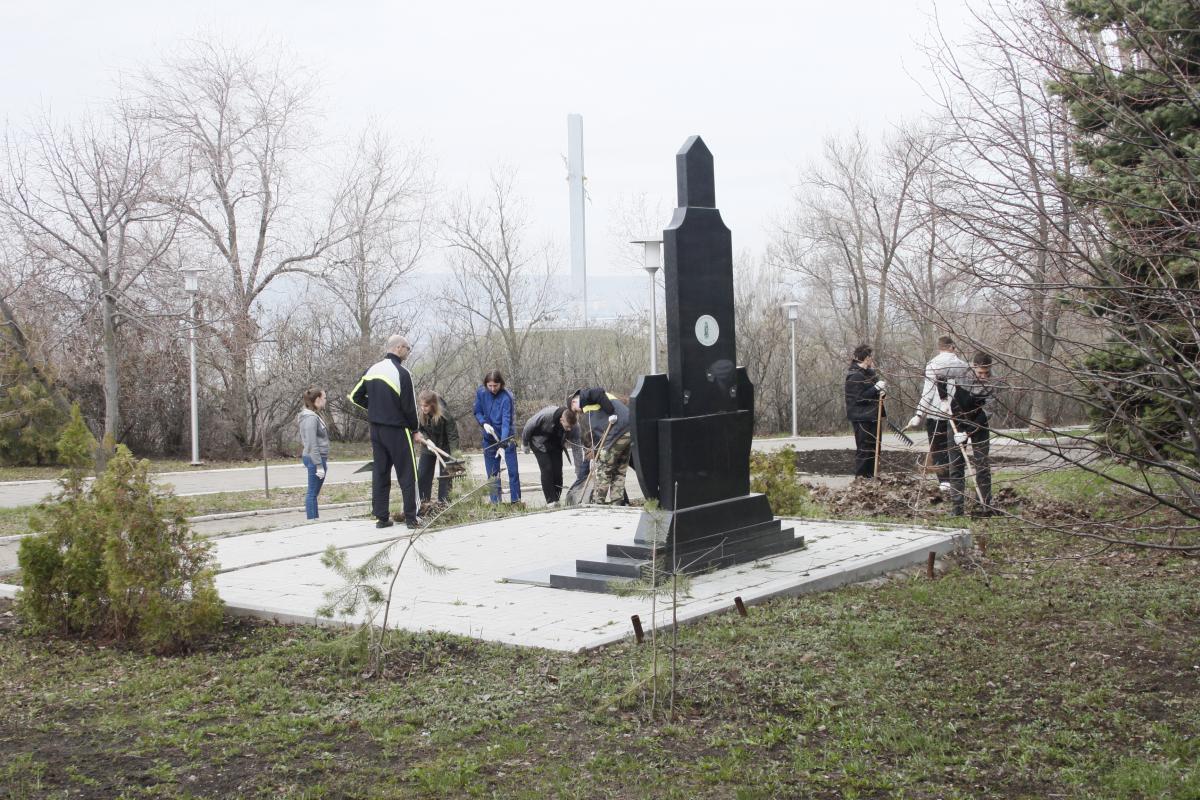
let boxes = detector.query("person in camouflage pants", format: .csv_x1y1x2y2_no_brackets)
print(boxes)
592,430,632,504
569,387,633,506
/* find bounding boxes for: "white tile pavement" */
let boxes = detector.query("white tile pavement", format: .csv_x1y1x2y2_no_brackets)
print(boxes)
0,508,968,646
210,507,970,652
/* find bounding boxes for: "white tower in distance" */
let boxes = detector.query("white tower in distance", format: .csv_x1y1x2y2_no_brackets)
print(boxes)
566,113,587,325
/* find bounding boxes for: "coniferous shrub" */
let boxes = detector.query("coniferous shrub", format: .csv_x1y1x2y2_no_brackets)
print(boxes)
17,438,222,653
750,446,815,517
0,353,68,466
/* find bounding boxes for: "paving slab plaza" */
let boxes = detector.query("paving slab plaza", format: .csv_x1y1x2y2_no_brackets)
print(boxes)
160,506,969,652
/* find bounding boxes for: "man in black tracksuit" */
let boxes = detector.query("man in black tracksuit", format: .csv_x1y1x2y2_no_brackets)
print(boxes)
349,335,424,529
844,344,887,479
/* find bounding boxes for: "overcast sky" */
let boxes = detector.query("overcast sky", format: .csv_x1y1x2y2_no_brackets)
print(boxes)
0,0,972,303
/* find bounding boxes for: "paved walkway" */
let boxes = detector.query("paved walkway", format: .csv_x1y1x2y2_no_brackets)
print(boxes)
0,430,1066,510
9,506,962,651
0,434,915,509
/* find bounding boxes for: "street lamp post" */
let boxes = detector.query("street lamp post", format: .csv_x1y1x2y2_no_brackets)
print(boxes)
183,268,203,465
782,302,801,438
631,239,663,373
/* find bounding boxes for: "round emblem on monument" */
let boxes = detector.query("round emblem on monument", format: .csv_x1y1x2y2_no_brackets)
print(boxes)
695,315,719,347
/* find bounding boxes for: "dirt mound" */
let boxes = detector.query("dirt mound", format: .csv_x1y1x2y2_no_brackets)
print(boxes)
805,474,1026,518
794,448,1028,477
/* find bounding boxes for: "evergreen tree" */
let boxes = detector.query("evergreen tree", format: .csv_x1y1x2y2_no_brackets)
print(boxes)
1051,0,1200,463
0,351,68,466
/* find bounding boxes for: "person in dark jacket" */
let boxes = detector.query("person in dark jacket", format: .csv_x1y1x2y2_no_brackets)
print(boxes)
473,370,521,504
416,389,460,507
844,344,887,479
959,351,997,514
348,335,425,529
522,405,577,505
569,387,632,504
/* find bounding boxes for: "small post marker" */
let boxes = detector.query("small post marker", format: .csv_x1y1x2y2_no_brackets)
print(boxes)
927,551,937,580
734,596,748,617
631,614,645,644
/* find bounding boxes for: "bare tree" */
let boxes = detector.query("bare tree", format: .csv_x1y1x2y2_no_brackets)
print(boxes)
774,128,931,360
0,104,176,445
144,39,352,450
318,126,432,348
438,169,564,397
921,1,1091,428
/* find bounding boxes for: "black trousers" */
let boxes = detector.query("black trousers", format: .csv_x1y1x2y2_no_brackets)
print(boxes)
959,412,992,507
926,418,965,513
533,445,565,503
851,420,880,478
417,451,452,503
370,423,418,522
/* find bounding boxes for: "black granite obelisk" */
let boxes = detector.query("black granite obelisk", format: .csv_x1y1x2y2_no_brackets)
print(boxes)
624,135,801,570
545,137,803,592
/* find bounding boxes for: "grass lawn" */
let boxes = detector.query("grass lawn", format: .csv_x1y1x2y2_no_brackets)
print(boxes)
0,441,377,483
2,461,1197,798
1,525,1197,798
0,484,375,540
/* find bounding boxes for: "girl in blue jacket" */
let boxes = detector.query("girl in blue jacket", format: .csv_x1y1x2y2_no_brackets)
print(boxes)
473,369,521,504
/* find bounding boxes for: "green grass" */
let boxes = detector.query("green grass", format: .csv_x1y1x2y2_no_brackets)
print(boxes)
181,482,373,517
0,484,375,541
0,441,376,482
2,456,1196,798
997,460,1190,509
0,505,33,538
1,527,1196,799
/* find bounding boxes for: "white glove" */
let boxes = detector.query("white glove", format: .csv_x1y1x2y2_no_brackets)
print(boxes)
608,414,618,425
483,423,496,438
938,398,953,416
315,467,326,480
874,380,886,393
906,415,921,430
954,431,968,446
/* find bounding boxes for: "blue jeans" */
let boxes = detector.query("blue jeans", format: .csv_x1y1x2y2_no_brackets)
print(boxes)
302,454,327,519
482,441,521,503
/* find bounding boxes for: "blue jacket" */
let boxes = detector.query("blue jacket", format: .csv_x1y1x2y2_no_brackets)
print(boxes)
473,386,515,442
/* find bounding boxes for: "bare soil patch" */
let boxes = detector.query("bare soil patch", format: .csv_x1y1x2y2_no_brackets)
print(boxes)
793,447,1028,476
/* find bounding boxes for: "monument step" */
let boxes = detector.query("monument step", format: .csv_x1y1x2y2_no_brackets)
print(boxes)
634,494,776,545
675,532,806,574
574,556,649,579
673,519,796,559
548,570,636,594
612,519,796,562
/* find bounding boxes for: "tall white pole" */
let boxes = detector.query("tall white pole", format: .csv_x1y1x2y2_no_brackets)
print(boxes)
790,317,798,438
566,113,587,325
189,298,200,464
648,271,658,373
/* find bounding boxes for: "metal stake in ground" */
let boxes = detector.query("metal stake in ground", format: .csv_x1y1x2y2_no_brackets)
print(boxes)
873,395,885,478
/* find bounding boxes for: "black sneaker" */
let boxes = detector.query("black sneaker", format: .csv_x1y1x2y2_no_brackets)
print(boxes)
405,516,424,530
375,518,394,529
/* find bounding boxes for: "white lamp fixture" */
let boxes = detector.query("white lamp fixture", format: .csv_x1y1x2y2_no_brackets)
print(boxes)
631,240,663,374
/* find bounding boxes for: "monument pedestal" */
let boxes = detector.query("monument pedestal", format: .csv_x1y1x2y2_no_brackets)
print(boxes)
546,496,803,593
